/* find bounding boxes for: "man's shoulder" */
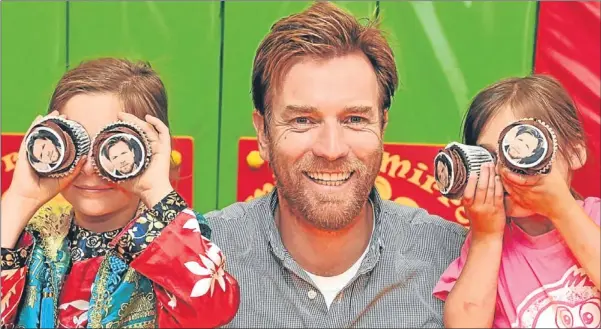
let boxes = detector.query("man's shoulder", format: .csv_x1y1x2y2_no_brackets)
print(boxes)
203,196,271,244
379,199,467,237
204,196,268,224
378,200,467,261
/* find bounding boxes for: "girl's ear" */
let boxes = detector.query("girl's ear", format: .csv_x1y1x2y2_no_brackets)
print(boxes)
568,143,587,170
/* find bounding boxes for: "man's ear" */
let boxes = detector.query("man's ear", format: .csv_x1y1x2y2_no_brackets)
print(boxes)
252,110,270,162
383,110,389,131
568,143,588,171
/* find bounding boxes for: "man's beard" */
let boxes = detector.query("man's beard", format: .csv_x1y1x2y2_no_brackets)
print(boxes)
269,145,382,231
119,163,133,173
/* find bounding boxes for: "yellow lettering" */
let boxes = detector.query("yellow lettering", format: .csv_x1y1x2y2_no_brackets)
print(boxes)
437,193,462,208
374,176,392,200
455,206,470,227
245,183,275,202
407,162,428,187
2,152,18,172
419,174,437,194
380,152,412,178
394,196,419,208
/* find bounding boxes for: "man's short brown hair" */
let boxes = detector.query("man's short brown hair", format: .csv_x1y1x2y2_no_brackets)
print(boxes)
252,1,399,117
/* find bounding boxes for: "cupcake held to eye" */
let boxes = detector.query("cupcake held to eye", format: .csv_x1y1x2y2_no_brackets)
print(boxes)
498,118,557,176
91,121,152,183
25,117,90,178
434,142,497,199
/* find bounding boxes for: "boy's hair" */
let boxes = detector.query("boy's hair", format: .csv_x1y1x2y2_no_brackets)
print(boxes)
252,1,399,123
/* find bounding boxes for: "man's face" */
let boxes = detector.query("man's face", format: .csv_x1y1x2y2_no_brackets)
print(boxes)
108,140,135,174
508,132,538,160
33,137,60,164
436,161,449,190
257,53,385,230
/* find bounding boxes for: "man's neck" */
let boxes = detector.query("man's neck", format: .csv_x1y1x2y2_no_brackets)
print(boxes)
276,198,374,277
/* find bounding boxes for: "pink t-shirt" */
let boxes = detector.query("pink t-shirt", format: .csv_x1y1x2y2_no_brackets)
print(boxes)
433,197,601,328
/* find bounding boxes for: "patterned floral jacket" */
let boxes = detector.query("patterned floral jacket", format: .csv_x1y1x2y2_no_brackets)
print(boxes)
0,191,240,328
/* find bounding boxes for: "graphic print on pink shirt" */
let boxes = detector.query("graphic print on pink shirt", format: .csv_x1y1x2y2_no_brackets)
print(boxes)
512,265,600,328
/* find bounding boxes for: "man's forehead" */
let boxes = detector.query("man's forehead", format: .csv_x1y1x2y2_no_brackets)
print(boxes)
270,54,380,111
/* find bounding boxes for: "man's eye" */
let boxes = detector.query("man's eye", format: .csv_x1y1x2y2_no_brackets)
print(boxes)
347,116,365,124
295,117,310,125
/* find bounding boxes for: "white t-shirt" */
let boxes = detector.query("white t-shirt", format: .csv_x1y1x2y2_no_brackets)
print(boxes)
304,202,375,309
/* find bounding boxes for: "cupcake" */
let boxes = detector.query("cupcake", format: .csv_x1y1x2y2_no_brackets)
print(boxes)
25,117,90,178
434,142,496,199
91,121,152,183
498,118,557,175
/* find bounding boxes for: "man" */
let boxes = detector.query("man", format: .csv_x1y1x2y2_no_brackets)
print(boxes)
206,2,466,327
435,153,452,192
503,125,545,166
27,128,62,172
103,135,138,175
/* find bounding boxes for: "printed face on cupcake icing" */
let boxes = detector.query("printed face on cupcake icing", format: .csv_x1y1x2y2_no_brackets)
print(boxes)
434,152,453,193
502,124,548,168
99,133,145,178
26,127,65,173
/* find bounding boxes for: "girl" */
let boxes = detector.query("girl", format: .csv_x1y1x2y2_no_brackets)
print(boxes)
433,74,600,328
1,58,240,328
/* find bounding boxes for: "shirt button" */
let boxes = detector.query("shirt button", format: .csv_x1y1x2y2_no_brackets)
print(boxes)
307,290,317,300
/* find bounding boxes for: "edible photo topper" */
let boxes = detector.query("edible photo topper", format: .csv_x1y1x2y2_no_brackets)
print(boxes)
501,124,548,169
434,152,454,194
99,133,145,179
25,126,65,174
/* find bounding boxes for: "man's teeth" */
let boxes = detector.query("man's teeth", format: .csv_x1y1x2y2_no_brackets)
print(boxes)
306,172,352,185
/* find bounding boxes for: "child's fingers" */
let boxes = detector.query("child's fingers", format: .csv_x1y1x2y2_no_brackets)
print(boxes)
485,163,496,204
474,164,490,205
462,173,478,206
494,174,504,207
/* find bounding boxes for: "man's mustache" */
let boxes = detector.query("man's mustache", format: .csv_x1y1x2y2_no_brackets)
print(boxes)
295,157,366,173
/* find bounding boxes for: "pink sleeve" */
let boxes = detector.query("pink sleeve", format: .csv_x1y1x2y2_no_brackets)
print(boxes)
432,232,472,301
582,197,601,225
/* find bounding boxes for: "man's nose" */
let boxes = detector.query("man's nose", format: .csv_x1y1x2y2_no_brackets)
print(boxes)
312,122,349,161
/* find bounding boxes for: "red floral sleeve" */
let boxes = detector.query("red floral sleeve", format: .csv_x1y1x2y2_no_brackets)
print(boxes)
1,235,33,327
112,191,240,328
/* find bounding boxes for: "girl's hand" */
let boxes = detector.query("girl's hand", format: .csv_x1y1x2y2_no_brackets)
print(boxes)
500,164,573,219
462,163,506,238
115,112,174,207
5,111,84,209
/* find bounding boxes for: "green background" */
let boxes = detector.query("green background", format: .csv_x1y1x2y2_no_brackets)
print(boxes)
1,1,537,212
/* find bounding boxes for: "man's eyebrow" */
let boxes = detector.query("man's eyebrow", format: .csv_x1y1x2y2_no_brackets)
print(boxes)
284,105,374,115
284,105,318,114
342,105,373,114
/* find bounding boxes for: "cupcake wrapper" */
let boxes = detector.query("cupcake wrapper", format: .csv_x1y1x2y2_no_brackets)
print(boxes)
536,119,558,174
434,151,456,195
91,121,152,183
29,116,90,178
446,142,495,175
434,142,495,199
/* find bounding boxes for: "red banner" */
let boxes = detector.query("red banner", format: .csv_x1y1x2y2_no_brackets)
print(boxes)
1,134,194,207
237,137,468,227
534,1,600,198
